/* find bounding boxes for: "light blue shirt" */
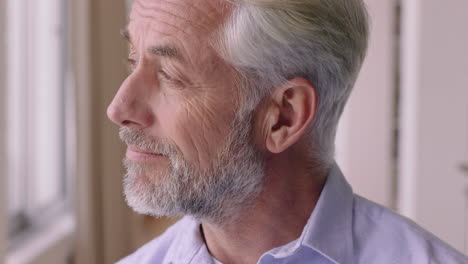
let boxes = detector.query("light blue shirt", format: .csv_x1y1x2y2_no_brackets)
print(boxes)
117,162,468,264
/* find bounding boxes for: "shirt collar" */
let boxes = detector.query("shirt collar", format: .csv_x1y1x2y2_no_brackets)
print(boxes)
164,216,209,263
266,161,355,264
302,161,355,264
165,161,355,264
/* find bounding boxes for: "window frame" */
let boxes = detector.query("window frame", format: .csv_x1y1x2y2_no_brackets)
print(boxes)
6,0,73,241
0,0,8,262
1,0,75,262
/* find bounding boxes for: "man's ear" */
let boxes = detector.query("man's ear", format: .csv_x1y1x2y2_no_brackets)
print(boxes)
264,78,317,154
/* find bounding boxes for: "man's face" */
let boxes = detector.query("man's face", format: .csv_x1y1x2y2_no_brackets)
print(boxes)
107,0,265,223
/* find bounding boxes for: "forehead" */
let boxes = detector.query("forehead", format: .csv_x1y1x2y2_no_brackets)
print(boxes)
129,0,229,42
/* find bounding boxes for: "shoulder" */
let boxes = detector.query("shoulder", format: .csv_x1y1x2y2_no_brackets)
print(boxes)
352,195,468,264
116,217,190,264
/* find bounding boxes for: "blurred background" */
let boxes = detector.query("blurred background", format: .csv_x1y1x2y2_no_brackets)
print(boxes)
0,0,467,263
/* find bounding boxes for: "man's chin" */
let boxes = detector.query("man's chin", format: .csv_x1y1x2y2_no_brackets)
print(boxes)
123,179,167,217
126,199,166,217
123,170,183,217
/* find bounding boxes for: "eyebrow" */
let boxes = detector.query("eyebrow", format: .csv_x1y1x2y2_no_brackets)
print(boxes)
120,28,130,41
120,28,184,62
148,45,179,58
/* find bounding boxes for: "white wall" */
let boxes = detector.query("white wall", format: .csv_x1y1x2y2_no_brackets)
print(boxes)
0,0,8,261
399,0,468,253
337,0,468,253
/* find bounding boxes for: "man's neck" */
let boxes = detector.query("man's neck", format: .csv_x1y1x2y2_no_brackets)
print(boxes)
201,150,326,264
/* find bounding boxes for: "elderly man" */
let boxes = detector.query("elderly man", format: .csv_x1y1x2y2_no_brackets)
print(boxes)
107,0,468,263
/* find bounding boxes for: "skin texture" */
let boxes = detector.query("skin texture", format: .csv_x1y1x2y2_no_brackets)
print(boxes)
107,0,326,263
108,0,237,172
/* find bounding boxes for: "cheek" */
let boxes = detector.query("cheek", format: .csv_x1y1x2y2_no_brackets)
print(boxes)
159,92,235,167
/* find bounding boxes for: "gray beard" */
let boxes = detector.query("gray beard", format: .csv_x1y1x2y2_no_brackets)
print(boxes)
120,111,265,225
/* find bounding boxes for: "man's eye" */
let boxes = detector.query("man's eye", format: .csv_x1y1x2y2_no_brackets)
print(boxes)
158,70,172,80
158,70,184,87
126,58,137,71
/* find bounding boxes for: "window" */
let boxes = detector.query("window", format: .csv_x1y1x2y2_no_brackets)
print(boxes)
5,0,74,258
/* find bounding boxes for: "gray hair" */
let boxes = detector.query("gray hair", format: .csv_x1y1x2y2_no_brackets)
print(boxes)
215,0,369,171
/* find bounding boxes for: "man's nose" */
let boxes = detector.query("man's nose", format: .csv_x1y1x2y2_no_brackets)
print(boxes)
107,74,154,128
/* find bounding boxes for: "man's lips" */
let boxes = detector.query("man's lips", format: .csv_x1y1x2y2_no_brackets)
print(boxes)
126,146,163,161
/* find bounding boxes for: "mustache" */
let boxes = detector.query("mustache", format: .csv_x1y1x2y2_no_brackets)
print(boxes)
119,127,179,156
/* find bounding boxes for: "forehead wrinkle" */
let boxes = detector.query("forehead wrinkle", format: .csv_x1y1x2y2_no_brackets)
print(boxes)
133,0,210,34
129,0,232,77
139,0,218,26
182,0,233,37
132,0,223,36
127,20,200,70
131,6,190,36
174,0,225,27
135,0,226,24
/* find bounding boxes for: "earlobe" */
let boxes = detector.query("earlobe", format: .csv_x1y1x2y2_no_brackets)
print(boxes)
264,78,317,154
